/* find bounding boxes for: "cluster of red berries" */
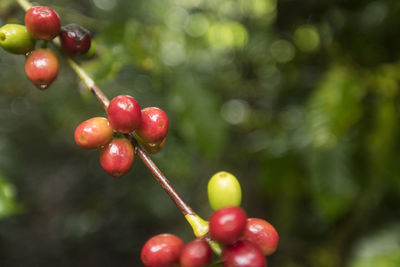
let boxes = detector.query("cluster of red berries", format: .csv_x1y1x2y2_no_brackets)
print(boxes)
141,172,279,267
74,95,169,177
0,5,91,89
141,206,278,267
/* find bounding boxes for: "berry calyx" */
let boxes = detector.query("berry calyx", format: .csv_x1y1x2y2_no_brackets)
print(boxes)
141,233,184,267
135,107,169,143
25,6,61,40
99,137,134,177
209,206,247,245
0,24,35,54
74,117,114,149
60,24,91,56
244,218,279,256
180,240,212,267
208,171,242,211
107,95,142,133
222,240,266,267
24,49,59,89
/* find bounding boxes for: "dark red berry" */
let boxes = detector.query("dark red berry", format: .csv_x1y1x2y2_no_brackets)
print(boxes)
222,240,266,267
141,233,184,267
100,138,134,177
60,24,91,56
107,95,142,133
209,206,247,245
25,49,59,89
244,218,279,256
136,107,169,143
180,240,212,267
25,6,61,40
74,117,113,149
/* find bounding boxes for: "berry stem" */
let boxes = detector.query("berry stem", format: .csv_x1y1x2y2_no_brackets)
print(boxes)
15,0,216,249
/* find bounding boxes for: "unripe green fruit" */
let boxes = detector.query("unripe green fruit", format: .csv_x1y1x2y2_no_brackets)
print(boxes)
0,24,35,54
207,171,242,211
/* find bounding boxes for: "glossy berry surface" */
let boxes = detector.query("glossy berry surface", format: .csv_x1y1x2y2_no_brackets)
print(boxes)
244,218,279,256
74,117,113,149
0,24,35,54
25,6,61,40
60,24,91,56
208,171,242,211
25,49,59,89
136,107,169,143
222,240,266,267
107,95,142,133
141,233,184,267
209,206,247,245
100,138,134,177
180,240,212,267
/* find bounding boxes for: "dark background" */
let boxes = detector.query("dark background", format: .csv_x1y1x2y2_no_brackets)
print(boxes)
1,0,400,266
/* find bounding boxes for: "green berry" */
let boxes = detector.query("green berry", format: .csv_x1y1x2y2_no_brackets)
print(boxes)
207,171,242,211
0,24,35,54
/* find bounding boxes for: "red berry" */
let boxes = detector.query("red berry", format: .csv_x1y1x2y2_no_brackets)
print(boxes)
222,240,266,267
209,206,247,245
180,240,212,267
136,107,169,143
107,95,142,133
25,6,61,40
244,218,279,256
141,233,184,267
25,49,59,89
60,24,91,56
74,117,113,149
100,138,134,177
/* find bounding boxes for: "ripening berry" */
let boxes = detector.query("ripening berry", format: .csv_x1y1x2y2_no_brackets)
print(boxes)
24,49,59,89
180,240,212,267
60,24,91,56
25,6,61,40
244,218,279,256
100,138,134,177
222,240,266,267
135,107,169,143
107,95,142,133
209,206,247,245
141,233,184,267
208,171,242,211
74,117,113,149
0,24,35,54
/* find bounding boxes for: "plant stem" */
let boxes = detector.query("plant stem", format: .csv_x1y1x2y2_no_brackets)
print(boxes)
14,0,219,253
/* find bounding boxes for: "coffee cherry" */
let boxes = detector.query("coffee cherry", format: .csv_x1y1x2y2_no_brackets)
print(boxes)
136,134,166,154
136,107,169,143
25,49,59,89
180,240,212,267
208,171,241,211
209,206,247,245
244,218,279,256
60,24,91,56
100,137,134,177
25,6,61,40
74,117,113,149
222,240,266,267
141,233,184,267
0,24,35,54
107,95,142,133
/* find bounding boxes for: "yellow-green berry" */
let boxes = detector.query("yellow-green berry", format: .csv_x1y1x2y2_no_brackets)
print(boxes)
207,171,242,211
0,24,35,54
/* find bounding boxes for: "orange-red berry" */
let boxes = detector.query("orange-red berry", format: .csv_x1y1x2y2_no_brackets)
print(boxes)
24,49,59,89
244,218,279,256
74,117,113,149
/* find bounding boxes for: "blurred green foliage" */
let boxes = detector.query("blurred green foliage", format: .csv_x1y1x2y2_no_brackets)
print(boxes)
1,0,400,266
